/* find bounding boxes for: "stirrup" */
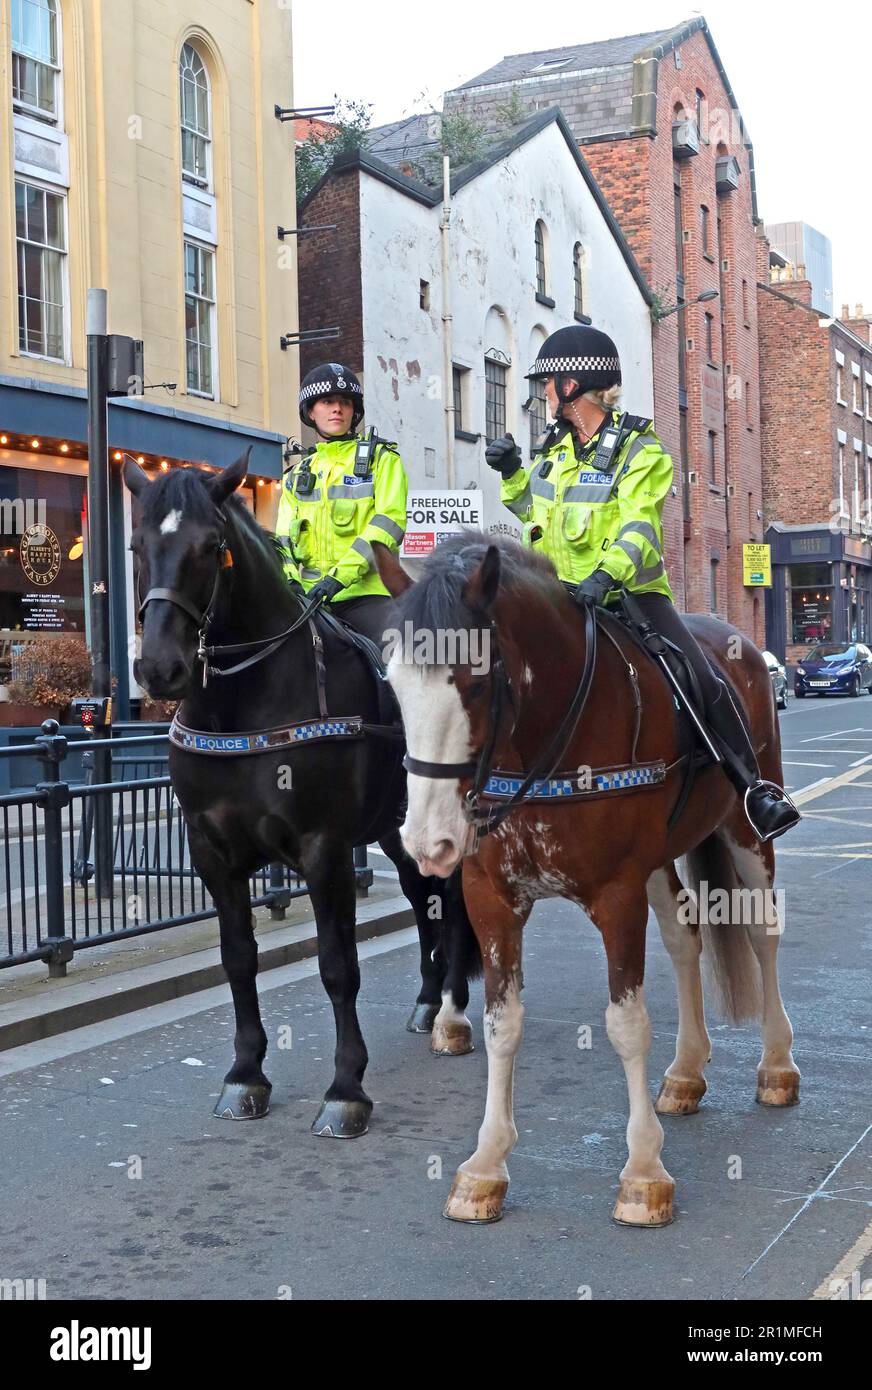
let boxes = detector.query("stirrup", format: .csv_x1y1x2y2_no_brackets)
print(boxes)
744,781,801,844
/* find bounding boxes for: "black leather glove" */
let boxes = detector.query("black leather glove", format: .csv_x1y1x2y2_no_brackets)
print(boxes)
485,433,522,477
307,575,345,605
574,569,617,608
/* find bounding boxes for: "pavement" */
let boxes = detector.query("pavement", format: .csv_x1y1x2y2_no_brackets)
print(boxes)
0,689,870,1301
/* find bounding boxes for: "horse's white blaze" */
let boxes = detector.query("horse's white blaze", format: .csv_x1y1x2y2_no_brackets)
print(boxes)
647,867,710,1084
387,658,473,873
459,981,524,1181
605,987,670,1183
160,509,182,535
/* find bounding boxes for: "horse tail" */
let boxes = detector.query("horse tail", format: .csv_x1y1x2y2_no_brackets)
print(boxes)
442,869,483,983
681,833,762,1024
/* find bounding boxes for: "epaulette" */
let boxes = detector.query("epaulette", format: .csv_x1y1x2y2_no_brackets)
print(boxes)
622,414,654,436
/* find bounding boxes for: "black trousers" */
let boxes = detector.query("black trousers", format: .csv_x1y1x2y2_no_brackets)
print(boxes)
332,594,395,647
631,592,722,713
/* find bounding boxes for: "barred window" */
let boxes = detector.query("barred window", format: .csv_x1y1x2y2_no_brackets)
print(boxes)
16,179,66,360
573,243,585,317
180,43,211,187
529,376,547,455
185,241,215,396
534,220,547,296
11,0,59,121
485,357,507,444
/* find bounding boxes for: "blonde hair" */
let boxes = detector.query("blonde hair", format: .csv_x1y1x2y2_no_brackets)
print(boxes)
583,385,622,410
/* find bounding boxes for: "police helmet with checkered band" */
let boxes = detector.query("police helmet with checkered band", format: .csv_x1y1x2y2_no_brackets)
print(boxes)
299,362,364,431
526,326,621,411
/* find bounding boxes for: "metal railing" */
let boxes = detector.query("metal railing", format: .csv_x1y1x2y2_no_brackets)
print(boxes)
0,720,372,976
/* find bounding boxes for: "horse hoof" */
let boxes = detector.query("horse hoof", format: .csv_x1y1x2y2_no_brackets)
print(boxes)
655,1076,706,1116
443,1172,507,1223
311,1099,372,1138
431,1019,475,1056
406,1003,440,1034
213,1081,271,1121
612,1176,675,1227
756,1069,800,1107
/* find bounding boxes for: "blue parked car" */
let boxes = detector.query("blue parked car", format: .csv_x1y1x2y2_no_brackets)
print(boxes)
795,642,872,698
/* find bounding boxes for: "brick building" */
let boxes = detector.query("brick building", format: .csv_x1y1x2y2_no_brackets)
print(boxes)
445,17,766,640
757,249,872,662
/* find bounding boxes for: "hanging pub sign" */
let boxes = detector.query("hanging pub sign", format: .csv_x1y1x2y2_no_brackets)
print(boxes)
402,491,484,557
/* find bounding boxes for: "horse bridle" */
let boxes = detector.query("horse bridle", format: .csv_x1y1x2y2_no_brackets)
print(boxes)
136,502,326,686
403,602,598,838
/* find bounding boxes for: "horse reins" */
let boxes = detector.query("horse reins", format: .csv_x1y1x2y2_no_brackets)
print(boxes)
136,503,329,687
403,602,598,838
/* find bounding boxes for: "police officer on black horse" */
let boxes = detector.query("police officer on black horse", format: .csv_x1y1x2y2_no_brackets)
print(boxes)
276,362,408,647
485,324,800,843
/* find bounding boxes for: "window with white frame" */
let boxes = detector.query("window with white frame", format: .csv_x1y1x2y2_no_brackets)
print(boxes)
180,43,211,188
16,179,66,359
838,443,845,513
11,0,60,122
854,445,862,524
836,362,846,404
852,368,861,413
184,241,215,396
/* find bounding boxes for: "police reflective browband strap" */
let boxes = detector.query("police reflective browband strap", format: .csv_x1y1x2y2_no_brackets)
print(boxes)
480,760,667,802
169,714,366,755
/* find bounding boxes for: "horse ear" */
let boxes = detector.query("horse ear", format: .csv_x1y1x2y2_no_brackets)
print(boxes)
208,448,251,506
122,453,151,498
373,540,413,597
463,544,501,613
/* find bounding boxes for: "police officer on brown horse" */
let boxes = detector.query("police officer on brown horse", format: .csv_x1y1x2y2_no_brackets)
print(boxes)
485,324,800,842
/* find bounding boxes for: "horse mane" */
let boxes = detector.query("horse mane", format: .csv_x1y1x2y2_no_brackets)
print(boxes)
395,531,562,638
139,466,287,577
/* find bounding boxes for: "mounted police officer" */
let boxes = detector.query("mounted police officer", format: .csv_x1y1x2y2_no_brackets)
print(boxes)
485,324,800,843
276,363,408,646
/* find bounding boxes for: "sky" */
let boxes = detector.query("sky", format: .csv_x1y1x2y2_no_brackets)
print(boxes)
292,0,872,312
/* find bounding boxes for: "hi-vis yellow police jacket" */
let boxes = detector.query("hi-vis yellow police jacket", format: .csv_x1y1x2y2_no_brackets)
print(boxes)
501,412,675,601
275,436,408,601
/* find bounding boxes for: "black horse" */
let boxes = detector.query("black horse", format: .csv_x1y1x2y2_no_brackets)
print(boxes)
124,449,477,1137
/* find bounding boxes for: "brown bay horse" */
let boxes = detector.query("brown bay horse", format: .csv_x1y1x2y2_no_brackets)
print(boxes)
375,534,799,1227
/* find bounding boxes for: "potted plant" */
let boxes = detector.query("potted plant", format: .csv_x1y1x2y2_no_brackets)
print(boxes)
3,633,92,727
140,695,179,723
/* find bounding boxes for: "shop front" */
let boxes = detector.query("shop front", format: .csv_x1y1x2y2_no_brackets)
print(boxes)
765,522,872,665
0,377,286,735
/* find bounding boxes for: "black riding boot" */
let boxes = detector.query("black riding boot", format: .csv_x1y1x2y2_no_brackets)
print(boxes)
707,681,801,843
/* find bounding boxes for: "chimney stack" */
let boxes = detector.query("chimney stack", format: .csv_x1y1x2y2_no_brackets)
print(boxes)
842,303,850,320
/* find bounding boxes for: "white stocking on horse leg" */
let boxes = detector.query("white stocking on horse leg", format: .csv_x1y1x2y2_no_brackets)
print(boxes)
648,866,711,1115
725,838,800,1106
607,987,675,1226
444,975,523,1223
431,991,474,1056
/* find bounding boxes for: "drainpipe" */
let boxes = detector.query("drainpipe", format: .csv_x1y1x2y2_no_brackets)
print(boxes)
441,155,455,489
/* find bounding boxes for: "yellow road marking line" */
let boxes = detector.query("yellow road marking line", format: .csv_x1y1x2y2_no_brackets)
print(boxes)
794,763,872,807
811,1216,872,1300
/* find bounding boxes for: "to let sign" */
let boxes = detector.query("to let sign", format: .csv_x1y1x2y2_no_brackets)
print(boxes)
742,542,772,587
402,491,483,557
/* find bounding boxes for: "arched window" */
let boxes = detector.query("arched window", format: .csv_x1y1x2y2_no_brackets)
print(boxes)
534,219,547,296
180,43,211,188
180,42,217,397
573,243,585,317
11,0,60,122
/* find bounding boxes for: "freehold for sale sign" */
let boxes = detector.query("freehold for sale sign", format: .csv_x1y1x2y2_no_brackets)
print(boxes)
402,491,484,557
